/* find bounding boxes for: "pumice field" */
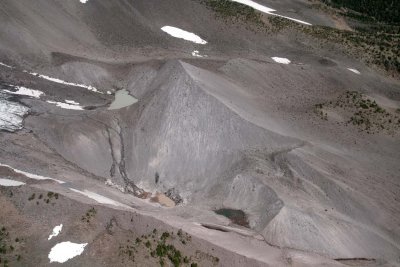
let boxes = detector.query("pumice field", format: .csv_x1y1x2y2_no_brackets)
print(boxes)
0,0,399,266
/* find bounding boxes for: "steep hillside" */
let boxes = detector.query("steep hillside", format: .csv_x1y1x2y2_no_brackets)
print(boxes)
0,0,399,266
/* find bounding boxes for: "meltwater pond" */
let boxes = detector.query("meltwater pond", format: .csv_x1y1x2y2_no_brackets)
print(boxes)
108,89,138,110
215,208,249,227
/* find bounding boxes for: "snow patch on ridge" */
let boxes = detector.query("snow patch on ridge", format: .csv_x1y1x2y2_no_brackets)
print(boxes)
272,57,291,64
347,68,360,75
47,101,84,110
65,100,80,105
48,242,87,263
48,224,63,240
3,86,44,98
70,188,131,208
192,50,207,58
24,70,101,93
231,0,312,25
0,178,25,187
0,163,65,183
161,26,207,44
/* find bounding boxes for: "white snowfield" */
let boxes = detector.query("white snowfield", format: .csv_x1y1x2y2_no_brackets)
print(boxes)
3,86,44,98
46,101,84,110
48,224,63,240
347,68,361,74
231,0,312,25
272,57,291,64
48,242,87,263
24,70,101,93
0,178,25,187
70,188,131,208
0,163,65,183
161,26,207,44
80,0,89,3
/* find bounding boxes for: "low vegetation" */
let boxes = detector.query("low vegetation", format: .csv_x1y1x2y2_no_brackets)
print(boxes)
81,207,97,223
309,0,400,75
119,229,218,266
200,0,400,76
201,0,263,26
0,226,22,267
315,91,400,135
28,191,59,205
321,0,400,25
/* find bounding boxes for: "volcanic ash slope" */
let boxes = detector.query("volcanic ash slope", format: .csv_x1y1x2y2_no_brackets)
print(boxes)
27,60,400,260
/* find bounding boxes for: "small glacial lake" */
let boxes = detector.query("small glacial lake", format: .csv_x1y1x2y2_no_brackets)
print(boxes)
108,89,138,110
215,208,249,227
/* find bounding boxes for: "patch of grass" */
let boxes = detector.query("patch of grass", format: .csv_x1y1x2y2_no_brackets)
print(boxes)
0,226,22,266
303,25,400,75
201,0,264,28
200,0,400,75
118,229,206,267
315,91,400,135
321,0,400,25
145,241,151,248
81,207,97,223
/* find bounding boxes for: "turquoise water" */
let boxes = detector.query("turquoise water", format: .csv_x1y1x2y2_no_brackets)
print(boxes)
108,89,138,110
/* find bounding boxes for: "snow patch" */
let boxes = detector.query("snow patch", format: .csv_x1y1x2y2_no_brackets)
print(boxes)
65,100,80,105
0,163,65,183
48,224,63,240
24,71,101,93
3,86,44,98
272,57,291,64
231,0,312,25
48,242,87,263
0,62,13,69
80,0,89,3
192,50,207,58
347,68,360,75
70,188,130,208
0,178,25,187
47,101,84,110
232,0,275,13
161,26,207,44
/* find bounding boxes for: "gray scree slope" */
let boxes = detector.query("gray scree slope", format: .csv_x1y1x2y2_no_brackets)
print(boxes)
0,0,399,265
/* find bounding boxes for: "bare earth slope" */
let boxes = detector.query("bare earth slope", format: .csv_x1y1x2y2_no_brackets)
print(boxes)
0,0,399,266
